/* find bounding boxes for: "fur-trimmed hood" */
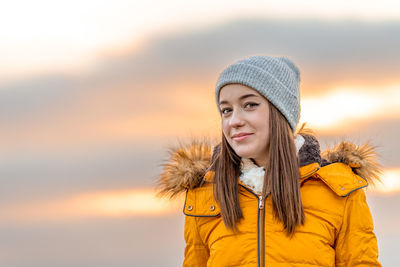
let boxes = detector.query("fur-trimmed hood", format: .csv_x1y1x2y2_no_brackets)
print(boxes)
156,127,382,198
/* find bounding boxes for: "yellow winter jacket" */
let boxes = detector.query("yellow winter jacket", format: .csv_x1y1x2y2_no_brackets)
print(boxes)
157,130,382,267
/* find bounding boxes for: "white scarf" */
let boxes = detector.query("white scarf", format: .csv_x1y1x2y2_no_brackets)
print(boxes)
239,134,305,195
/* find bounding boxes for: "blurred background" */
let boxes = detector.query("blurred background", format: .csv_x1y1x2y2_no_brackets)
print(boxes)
1,0,399,266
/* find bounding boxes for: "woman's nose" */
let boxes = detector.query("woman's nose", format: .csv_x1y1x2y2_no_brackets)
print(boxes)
229,109,245,127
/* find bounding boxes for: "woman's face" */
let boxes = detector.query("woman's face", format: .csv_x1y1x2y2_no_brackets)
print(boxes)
219,84,270,166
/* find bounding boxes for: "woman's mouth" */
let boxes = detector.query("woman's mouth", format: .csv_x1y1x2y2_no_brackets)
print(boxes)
232,133,253,142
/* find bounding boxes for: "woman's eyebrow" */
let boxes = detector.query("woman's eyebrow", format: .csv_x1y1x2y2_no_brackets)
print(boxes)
219,94,259,105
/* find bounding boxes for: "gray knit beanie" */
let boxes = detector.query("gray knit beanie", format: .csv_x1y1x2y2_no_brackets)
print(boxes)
215,55,301,133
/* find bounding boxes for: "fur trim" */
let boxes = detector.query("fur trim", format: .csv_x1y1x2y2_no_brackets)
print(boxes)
294,135,305,154
156,125,382,198
295,122,316,137
239,158,265,195
156,137,214,198
321,141,382,186
295,123,322,167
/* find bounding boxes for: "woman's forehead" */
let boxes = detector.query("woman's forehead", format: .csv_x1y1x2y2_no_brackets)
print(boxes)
219,84,262,104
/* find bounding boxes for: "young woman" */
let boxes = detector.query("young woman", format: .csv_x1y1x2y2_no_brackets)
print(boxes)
157,56,382,266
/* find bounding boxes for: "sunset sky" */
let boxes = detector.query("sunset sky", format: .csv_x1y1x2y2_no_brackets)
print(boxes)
1,1,400,266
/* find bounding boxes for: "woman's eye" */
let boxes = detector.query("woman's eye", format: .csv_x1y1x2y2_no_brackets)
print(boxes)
221,108,231,114
245,102,259,108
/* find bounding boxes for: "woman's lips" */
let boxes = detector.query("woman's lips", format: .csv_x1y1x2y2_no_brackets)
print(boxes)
232,133,253,142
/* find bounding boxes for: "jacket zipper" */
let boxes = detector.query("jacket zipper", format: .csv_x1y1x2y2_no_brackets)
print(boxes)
239,184,268,267
238,165,319,266
258,195,265,267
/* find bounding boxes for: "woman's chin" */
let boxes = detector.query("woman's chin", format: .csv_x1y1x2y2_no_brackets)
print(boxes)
234,150,256,159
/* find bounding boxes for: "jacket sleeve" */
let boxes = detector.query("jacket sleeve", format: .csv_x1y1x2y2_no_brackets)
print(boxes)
183,215,209,266
335,188,381,266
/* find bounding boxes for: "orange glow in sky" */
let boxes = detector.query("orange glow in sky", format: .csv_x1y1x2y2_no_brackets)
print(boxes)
83,189,183,216
371,169,400,194
0,189,184,223
300,85,400,132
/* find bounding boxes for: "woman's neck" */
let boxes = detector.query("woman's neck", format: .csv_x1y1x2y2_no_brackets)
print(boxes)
251,155,268,167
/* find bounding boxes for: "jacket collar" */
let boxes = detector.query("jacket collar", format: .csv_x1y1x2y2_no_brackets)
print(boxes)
156,127,382,198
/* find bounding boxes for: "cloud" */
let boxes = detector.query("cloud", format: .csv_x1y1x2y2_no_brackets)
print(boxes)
0,215,185,267
0,143,170,203
2,18,400,119
86,17,400,94
1,17,400,207
1,17,399,146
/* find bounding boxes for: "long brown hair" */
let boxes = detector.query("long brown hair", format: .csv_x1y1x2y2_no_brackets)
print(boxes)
212,100,305,236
